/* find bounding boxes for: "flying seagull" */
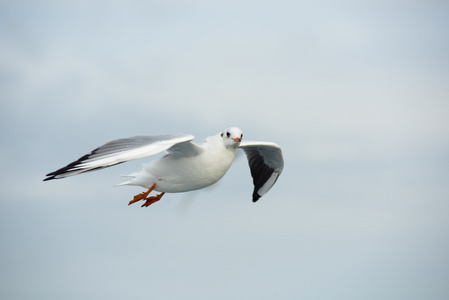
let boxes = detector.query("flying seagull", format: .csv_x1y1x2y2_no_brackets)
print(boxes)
44,127,284,207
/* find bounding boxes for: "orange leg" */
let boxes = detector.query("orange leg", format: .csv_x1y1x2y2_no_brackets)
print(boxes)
141,192,165,207
128,183,156,206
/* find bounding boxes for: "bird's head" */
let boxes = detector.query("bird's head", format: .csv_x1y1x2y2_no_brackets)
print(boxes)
220,127,243,148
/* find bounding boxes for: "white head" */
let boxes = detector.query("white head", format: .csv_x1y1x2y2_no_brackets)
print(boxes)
220,127,243,148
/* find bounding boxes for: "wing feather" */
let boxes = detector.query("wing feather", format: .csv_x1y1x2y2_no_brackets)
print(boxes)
239,141,284,202
44,134,201,181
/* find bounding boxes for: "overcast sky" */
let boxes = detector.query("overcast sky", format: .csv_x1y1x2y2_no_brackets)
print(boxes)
1,1,449,299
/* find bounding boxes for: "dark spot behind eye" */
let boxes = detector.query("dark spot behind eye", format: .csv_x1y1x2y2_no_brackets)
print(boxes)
221,133,223,137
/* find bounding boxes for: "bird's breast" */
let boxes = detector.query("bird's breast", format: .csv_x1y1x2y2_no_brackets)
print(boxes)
149,146,236,193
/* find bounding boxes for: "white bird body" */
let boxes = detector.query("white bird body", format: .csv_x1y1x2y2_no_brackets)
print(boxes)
120,134,237,192
44,127,284,206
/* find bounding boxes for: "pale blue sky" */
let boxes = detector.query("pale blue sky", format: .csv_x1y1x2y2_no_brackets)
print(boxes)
1,1,449,299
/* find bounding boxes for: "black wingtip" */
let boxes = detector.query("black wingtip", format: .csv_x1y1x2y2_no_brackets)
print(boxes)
252,191,261,202
43,172,57,181
41,153,90,182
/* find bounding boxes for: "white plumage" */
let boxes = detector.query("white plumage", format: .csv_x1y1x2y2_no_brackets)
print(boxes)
44,127,284,206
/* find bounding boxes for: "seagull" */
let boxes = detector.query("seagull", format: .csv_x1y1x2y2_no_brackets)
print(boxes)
44,127,284,207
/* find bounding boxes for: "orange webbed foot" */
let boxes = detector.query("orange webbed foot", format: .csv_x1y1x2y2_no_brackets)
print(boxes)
128,183,156,206
141,192,165,207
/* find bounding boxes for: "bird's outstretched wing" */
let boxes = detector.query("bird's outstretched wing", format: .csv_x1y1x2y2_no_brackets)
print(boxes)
44,134,204,181
239,141,284,202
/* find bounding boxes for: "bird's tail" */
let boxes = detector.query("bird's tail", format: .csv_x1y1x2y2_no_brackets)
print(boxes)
115,175,135,186
115,169,155,188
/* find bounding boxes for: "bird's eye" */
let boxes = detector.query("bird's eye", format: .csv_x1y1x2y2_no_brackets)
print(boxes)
241,134,243,138
226,132,230,138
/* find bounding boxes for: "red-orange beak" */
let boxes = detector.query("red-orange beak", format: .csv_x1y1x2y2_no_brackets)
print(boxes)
233,137,241,142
